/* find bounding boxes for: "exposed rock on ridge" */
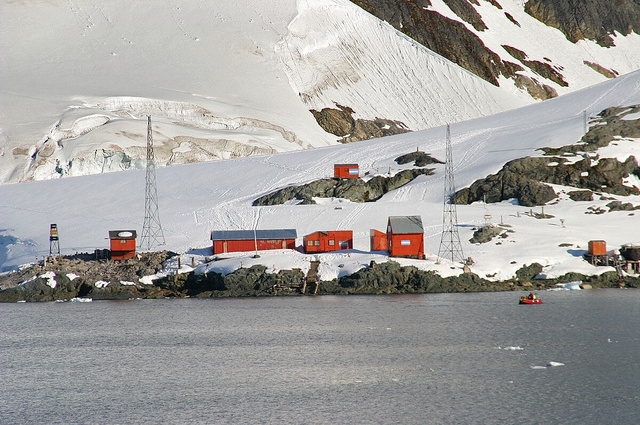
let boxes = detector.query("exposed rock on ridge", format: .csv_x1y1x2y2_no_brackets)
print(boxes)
452,105,640,206
310,105,410,143
524,0,640,47
253,168,435,206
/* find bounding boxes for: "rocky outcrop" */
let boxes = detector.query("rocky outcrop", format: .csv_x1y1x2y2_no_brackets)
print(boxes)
512,75,558,100
252,168,435,206
0,252,176,302
502,45,568,87
453,105,640,206
469,225,510,244
524,0,640,47
395,150,444,166
583,61,619,79
310,105,410,143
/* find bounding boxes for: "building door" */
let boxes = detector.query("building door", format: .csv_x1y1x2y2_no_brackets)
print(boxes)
223,241,228,253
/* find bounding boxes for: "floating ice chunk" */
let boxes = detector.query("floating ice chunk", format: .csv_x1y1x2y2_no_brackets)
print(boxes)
70,297,92,302
530,365,547,370
547,361,565,367
503,346,524,351
554,281,582,290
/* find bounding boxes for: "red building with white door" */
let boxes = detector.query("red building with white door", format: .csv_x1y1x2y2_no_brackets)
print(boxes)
386,216,424,258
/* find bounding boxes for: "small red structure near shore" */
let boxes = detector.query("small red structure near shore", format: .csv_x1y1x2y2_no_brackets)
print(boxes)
304,230,353,253
386,216,424,258
109,230,137,260
334,164,359,179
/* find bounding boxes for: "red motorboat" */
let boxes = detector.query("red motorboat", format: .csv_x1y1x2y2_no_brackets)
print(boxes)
520,295,543,304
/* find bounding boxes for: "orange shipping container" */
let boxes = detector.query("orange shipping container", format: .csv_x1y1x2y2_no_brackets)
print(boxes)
588,240,607,256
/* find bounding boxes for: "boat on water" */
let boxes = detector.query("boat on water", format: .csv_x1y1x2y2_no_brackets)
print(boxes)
520,293,542,304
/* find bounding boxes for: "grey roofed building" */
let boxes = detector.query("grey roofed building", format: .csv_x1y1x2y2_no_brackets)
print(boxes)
210,229,297,241
387,216,423,234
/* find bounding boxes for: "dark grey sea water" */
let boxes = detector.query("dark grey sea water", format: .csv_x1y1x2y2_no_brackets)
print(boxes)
1,289,639,425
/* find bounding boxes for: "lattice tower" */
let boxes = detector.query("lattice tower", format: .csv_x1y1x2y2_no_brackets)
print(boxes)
437,124,465,264
140,116,165,250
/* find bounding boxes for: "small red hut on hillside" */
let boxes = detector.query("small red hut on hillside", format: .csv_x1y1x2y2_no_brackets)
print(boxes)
386,216,424,258
109,230,137,260
210,229,297,254
304,230,353,253
334,164,359,179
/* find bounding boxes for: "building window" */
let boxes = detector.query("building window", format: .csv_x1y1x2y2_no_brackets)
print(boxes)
328,240,335,246
307,240,314,247
314,240,320,246
120,239,126,244
401,240,411,246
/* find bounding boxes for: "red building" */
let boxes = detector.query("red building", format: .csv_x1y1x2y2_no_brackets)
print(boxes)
109,230,137,260
334,163,359,179
370,229,388,252
386,216,424,258
210,229,297,254
304,230,353,253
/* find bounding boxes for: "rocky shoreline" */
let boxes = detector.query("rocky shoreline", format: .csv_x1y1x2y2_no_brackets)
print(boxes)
1,253,637,303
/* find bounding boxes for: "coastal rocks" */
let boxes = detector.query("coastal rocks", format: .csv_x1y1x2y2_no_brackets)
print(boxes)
515,263,543,282
0,251,177,302
252,168,434,206
310,105,410,143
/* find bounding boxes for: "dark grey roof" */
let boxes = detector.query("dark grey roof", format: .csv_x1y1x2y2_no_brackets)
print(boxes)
108,230,137,239
211,229,297,241
388,216,423,234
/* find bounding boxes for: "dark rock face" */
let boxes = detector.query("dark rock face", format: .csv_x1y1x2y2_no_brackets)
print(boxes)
583,61,618,78
395,151,444,166
253,168,435,206
442,0,488,31
567,190,593,201
515,263,543,282
350,0,520,86
512,74,558,100
502,45,568,87
525,0,640,47
310,105,410,143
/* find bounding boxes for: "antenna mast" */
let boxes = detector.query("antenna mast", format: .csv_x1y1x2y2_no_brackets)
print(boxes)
437,124,465,264
140,115,165,250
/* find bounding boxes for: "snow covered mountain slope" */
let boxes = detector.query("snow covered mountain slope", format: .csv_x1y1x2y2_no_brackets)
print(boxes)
2,0,640,186
2,69,639,281
0,0,529,184
351,0,640,98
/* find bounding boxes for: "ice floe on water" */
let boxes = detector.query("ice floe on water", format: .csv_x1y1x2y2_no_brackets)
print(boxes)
495,345,524,351
70,297,93,302
503,346,524,351
548,281,582,291
530,361,565,369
